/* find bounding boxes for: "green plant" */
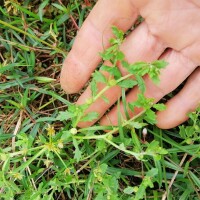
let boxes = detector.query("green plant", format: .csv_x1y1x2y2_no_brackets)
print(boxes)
0,1,199,200
57,26,168,162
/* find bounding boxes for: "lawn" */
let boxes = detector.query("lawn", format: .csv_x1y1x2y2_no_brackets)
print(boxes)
0,0,200,199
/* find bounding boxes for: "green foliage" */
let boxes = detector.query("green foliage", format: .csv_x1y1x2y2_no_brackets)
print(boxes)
123,60,168,84
179,107,200,144
0,1,199,200
56,111,74,121
81,112,99,122
117,79,138,88
101,64,122,79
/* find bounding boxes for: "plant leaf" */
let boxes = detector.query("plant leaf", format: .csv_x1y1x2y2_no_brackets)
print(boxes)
117,79,137,88
123,186,134,194
144,109,157,124
153,103,166,111
56,111,74,121
81,112,99,122
93,70,107,83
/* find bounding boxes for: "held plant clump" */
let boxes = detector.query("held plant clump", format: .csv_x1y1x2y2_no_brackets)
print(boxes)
55,27,171,198
58,26,168,129
0,2,200,199
57,26,169,160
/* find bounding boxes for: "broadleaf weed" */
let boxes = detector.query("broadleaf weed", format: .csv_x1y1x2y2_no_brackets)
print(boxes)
0,2,199,199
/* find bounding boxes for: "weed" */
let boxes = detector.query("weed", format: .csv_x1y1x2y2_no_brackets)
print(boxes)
0,1,199,200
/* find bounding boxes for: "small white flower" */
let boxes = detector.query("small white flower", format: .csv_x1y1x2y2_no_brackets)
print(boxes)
57,140,64,149
142,128,147,136
70,128,78,135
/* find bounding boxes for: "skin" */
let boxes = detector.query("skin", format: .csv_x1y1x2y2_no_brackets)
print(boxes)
60,0,200,129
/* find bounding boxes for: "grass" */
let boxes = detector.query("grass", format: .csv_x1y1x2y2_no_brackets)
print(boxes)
0,0,200,200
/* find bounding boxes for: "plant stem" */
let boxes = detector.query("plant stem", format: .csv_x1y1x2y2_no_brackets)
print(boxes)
162,153,188,200
74,110,146,140
92,74,133,102
76,151,101,174
8,146,45,157
54,150,67,168
103,138,140,157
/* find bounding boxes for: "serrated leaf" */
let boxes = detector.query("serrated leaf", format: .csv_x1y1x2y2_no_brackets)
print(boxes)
185,126,196,138
61,131,72,141
123,186,134,194
136,75,146,93
97,140,106,151
134,61,148,68
130,121,147,129
149,72,160,84
101,65,122,79
146,140,159,153
158,147,168,155
100,163,108,174
100,65,112,73
121,60,130,69
117,79,137,88
56,111,74,121
147,141,168,156
112,26,124,40
127,62,149,76
74,148,82,162
111,67,122,79
131,94,154,110
73,139,82,162
81,112,99,122
179,125,186,139
116,51,125,61
91,80,98,97
131,129,141,152
101,95,110,104
152,60,168,69
154,154,162,161
93,70,107,83
100,50,114,60
94,192,104,200
135,184,146,200
128,102,135,112
153,103,166,111
144,109,157,124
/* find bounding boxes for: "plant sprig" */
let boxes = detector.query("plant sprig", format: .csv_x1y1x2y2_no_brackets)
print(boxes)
57,26,167,133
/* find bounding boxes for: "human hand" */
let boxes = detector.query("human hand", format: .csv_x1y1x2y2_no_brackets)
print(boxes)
60,0,200,129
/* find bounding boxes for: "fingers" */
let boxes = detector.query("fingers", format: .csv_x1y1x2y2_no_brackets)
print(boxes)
135,0,200,53
76,22,166,127
190,0,200,8
100,49,197,127
157,67,200,129
60,0,138,93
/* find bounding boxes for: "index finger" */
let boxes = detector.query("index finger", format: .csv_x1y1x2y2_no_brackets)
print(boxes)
60,0,138,93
